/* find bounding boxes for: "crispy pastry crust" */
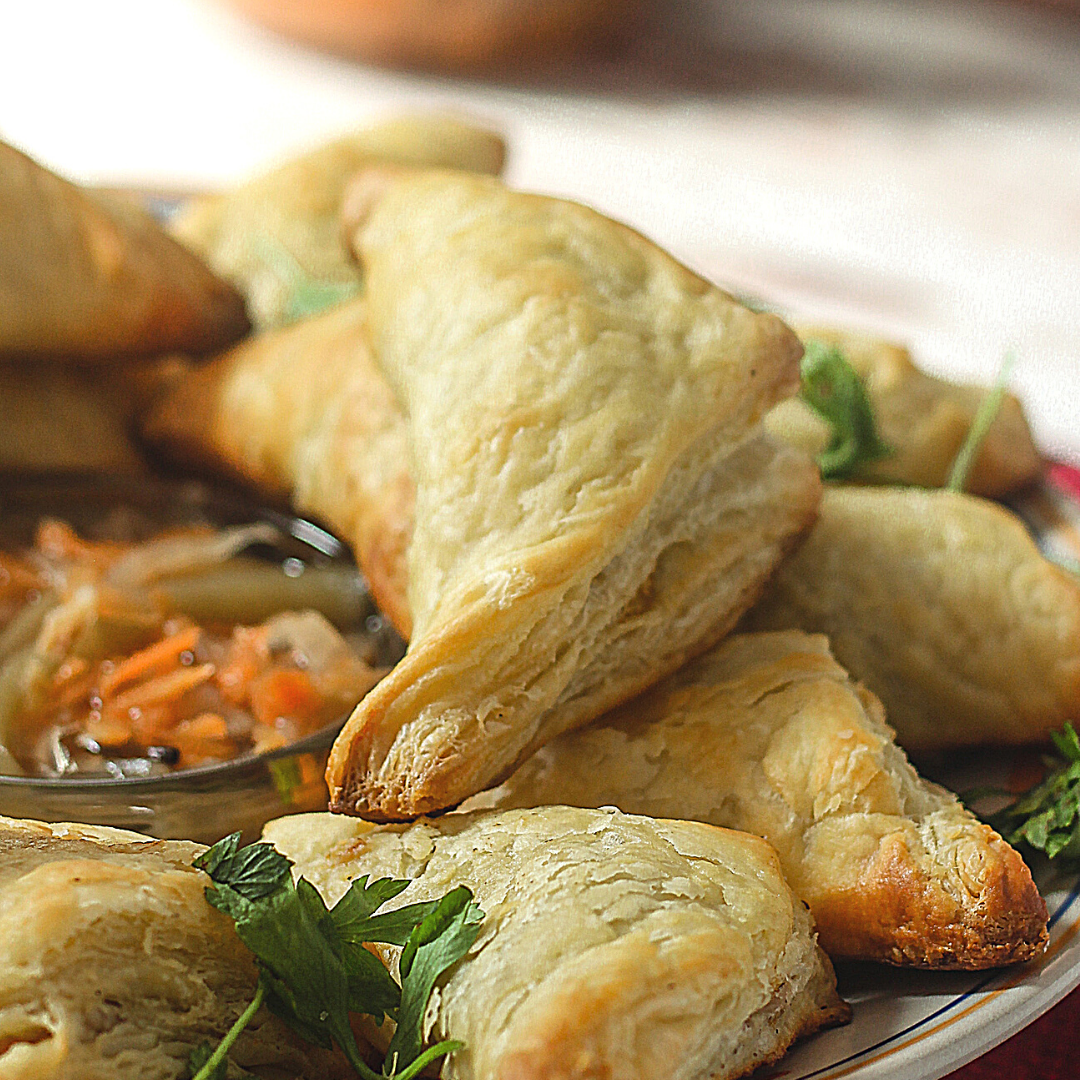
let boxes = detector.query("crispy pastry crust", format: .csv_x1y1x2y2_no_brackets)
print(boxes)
0,142,249,362
766,326,1041,497
169,116,505,330
0,817,349,1079
469,631,1048,968
326,169,818,820
141,297,416,637
747,487,1080,750
264,806,850,1080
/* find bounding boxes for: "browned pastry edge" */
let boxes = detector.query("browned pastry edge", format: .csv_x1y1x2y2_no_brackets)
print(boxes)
328,471,820,822
818,824,1048,969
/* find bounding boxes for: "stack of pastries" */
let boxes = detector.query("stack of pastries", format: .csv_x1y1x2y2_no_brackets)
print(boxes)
1,116,1073,1080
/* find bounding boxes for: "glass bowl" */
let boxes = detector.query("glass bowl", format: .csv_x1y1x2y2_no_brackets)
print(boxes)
0,472,402,843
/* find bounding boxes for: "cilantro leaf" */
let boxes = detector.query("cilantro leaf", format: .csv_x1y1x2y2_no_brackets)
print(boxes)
194,832,293,900
799,339,891,479
386,886,484,1072
985,723,1080,864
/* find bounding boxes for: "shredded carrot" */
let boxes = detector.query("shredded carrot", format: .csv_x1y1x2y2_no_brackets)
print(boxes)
172,712,234,766
35,519,129,567
105,663,216,715
216,625,269,706
52,656,89,689
54,671,97,710
98,624,201,698
127,704,182,746
249,668,323,730
83,713,132,748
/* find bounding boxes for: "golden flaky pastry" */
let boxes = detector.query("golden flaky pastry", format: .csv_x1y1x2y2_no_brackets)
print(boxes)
265,806,849,1080
466,631,1048,968
169,116,505,329
326,169,820,820
765,326,1041,497
746,487,1080,750
141,297,416,636
0,142,249,362
0,816,350,1080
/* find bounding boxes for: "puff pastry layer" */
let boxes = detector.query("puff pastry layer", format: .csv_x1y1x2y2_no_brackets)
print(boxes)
0,141,249,362
326,169,820,819
0,817,348,1080
747,487,1080,750
142,297,416,636
469,631,1048,967
170,116,505,329
264,805,849,1080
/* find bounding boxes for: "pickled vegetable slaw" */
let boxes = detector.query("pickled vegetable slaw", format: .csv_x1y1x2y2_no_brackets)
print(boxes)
0,518,388,777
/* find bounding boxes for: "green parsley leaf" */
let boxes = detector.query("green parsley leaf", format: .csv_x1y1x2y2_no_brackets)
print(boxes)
799,339,892,480
985,723,1080,864
194,833,293,900
332,875,440,946
191,837,483,1080
945,351,1015,493
386,886,484,1073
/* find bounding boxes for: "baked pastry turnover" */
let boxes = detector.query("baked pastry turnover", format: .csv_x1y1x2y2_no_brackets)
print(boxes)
326,168,820,819
468,631,1048,968
0,141,249,362
0,817,348,1080
747,487,1080,751
170,116,506,329
264,805,849,1080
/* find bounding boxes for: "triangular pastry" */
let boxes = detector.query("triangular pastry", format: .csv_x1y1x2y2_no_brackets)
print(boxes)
265,805,849,1080
468,630,1048,968
0,141,249,362
325,169,820,819
746,487,1080,751
0,817,349,1079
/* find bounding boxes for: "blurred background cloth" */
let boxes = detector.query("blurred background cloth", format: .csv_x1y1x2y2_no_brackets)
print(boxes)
2,0,1077,465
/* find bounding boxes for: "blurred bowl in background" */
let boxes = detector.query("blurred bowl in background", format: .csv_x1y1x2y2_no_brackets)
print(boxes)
225,0,639,71
0,473,405,843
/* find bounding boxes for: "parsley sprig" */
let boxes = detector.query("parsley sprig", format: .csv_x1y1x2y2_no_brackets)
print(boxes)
985,724,1080,863
799,339,892,480
188,833,483,1080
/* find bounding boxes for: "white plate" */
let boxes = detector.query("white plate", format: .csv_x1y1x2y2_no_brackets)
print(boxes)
770,864,1080,1080
759,456,1080,1080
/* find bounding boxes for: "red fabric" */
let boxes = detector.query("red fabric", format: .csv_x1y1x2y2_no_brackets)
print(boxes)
943,985,1080,1079
1047,461,1080,502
